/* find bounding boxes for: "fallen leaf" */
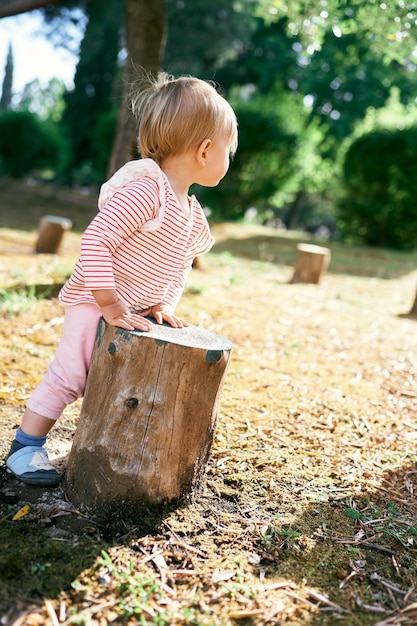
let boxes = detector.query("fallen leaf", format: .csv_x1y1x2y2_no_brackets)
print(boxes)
12,505,31,520
212,568,235,583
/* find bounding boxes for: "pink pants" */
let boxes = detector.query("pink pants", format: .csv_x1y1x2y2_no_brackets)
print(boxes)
27,303,102,420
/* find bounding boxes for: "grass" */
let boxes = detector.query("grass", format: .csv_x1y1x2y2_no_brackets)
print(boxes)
0,285,41,316
211,222,417,279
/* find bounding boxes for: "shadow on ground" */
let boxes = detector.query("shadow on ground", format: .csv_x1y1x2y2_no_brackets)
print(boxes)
0,462,165,624
1,456,417,625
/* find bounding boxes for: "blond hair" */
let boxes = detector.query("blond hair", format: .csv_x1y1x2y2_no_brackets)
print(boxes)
131,74,238,165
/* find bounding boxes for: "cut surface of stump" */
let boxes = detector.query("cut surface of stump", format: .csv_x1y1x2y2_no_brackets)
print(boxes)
64,319,233,515
35,215,72,254
290,243,331,284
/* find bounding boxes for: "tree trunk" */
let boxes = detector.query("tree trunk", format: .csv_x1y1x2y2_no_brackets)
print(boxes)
0,0,60,19
0,0,167,178
409,288,417,315
286,189,306,231
107,0,167,175
290,243,331,284
64,319,232,517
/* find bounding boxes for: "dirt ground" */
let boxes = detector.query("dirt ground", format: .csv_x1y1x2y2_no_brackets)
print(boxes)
1,180,417,626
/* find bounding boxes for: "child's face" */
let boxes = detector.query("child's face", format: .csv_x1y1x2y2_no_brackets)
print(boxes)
198,137,232,187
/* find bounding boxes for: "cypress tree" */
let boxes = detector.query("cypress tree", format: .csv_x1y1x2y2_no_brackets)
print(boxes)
0,43,13,113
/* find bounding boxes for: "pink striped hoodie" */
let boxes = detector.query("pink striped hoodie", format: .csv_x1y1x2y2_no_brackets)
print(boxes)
59,159,214,311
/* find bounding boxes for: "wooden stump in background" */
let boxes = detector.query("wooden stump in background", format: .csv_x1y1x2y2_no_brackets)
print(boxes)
35,215,72,254
290,243,331,284
409,288,417,315
64,319,233,515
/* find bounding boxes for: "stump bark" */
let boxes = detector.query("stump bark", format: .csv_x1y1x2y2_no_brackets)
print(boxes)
290,243,331,284
35,215,72,254
409,288,417,315
64,319,232,514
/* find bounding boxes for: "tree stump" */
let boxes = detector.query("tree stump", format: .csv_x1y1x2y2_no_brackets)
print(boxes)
35,215,72,254
290,243,331,284
409,288,417,315
64,319,233,515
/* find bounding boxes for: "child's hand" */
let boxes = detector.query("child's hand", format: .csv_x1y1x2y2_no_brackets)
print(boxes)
100,301,154,331
139,304,188,328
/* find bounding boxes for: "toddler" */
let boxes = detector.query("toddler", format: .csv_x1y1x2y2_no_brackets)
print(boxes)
7,74,238,486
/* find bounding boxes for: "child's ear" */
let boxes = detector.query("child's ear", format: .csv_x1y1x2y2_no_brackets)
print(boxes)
196,139,212,165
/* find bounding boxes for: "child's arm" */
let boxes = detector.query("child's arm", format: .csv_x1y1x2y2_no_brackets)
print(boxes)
92,289,154,332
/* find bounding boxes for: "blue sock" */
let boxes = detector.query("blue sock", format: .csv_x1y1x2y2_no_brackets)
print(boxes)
14,427,47,448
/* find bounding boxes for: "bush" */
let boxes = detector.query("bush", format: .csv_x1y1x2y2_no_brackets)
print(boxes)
193,94,300,220
338,127,417,249
0,110,69,179
90,107,119,182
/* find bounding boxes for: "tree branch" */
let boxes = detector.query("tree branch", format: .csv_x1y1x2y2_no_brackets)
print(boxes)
0,0,60,19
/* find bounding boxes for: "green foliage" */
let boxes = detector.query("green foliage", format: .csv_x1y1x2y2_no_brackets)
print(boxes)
61,0,123,179
338,126,417,249
66,107,118,187
295,30,393,146
6,0,416,235
194,92,300,219
215,16,297,94
344,507,363,521
0,43,13,113
352,86,417,137
90,107,119,180
0,110,69,179
0,286,40,317
256,0,417,64
164,0,258,79
94,551,169,624
195,87,333,226
16,78,67,122
210,7,417,230
222,10,417,152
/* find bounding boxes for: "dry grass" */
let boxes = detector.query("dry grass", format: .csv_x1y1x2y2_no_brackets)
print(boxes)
1,181,417,626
